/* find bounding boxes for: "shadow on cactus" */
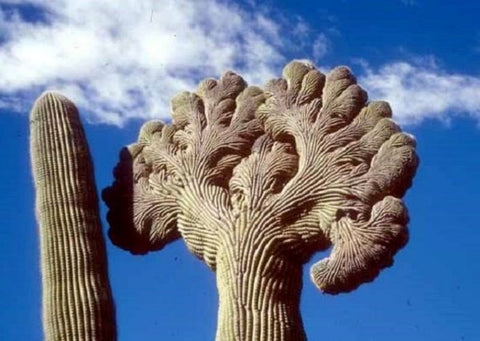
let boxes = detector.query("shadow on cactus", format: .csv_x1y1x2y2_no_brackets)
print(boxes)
103,61,418,340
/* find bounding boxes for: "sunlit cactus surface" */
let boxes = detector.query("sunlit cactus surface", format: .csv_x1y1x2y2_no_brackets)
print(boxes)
104,60,418,340
31,93,116,341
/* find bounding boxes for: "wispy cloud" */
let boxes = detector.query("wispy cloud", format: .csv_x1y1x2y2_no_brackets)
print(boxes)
400,0,416,6
312,34,330,62
2,1,478,128
0,0,327,125
359,61,480,125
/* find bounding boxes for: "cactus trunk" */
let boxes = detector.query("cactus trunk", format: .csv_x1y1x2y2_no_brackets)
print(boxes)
30,92,116,340
215,234,306,341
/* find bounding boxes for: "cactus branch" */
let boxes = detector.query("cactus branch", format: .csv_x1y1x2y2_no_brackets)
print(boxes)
31,92,116,340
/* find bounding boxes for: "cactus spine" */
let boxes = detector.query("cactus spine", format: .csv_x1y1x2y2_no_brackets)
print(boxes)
30,92,116,340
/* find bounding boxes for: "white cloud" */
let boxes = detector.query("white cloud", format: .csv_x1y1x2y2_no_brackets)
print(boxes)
8,1,477,128
359,62,480,125
0,0,326,125
312,34,330,62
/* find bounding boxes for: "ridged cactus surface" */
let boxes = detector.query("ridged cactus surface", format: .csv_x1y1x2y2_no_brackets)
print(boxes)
104,61,418,340
31,92,116,341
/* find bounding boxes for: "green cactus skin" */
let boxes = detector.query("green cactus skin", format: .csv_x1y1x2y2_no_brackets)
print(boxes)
30,92,116,341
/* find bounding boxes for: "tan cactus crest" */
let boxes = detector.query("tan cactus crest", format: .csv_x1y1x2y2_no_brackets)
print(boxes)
103,60,418,340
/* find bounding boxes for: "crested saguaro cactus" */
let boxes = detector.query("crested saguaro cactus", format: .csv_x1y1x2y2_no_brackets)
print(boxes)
103,61,418,340
31,93,116,340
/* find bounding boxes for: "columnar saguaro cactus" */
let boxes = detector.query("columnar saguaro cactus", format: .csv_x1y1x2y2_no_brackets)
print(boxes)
103,61,418,340
31,92,116,340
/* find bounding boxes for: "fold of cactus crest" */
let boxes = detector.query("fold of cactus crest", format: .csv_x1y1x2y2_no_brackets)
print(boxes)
30,92,116,340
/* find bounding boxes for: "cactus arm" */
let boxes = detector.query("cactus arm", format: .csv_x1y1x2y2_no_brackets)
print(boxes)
31,92,116,340
259,62,419,294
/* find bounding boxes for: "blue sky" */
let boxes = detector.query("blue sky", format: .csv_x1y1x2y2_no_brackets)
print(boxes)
1,0,479,340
